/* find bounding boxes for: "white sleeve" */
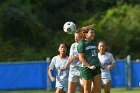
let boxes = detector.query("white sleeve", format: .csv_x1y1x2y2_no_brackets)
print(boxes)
49,57,56,69
69,44,74,56
109,53,115,64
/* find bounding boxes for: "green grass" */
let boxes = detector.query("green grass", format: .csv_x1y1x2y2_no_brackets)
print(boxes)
0,88,139,93
108,88,139,93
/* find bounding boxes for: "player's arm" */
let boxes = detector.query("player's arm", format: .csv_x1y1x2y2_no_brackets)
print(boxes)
64,56,73,68
48,67,55,82
60,56,73,73
64,43,75,68
99,61,105,70
107,53,115,70
65,55,79,67
107,63,115,70
60,55,79,74
73,55,79,60
111,63,115,67
77,41,96,70
79,53,96,70
48,57,56,82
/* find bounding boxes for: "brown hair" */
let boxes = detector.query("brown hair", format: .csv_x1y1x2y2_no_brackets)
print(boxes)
78,25,95,39
57,42,69,55
98,41,110,52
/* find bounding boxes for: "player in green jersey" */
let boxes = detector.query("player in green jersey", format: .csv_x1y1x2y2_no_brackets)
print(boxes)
77,25,101,93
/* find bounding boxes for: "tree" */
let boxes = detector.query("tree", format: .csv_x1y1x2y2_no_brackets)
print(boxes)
97,4,140,59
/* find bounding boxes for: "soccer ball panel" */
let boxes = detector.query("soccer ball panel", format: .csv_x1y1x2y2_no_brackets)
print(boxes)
63,21,76,34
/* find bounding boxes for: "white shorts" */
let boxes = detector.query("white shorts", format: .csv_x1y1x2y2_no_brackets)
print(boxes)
56,80,68,91
68,73,81,82
101,72,111,85
102,79,111,85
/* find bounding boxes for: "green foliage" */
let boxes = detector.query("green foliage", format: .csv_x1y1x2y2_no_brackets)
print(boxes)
0,0,139,62
0,2,47,61
96,4,140,59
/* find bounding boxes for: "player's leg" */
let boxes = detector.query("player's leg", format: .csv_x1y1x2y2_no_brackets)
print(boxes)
56,87,67,93
68,74,79,93
104,80,111,93
91,74,102,93
55,82,67,93
68,81,78,93
55,87,63,93
90,82,94,93
91,67,102,93
79,78,84,93
82,78,92,93
80,84,84,93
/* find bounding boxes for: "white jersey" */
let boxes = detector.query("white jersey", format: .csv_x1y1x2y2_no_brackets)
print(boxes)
98,52,115,80
69,42,81,76
49,55,69,90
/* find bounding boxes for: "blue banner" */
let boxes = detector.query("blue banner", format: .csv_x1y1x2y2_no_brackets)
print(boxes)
0,60,140,90
131,62,140,87
0,61,47,90
111,60,126,87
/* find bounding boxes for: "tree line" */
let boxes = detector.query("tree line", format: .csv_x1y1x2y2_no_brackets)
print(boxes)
0,0,139,62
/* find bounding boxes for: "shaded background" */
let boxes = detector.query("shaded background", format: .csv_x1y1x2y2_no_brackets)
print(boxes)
0,0,140,61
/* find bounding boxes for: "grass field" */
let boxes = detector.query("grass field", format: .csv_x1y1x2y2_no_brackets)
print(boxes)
0,88,140,93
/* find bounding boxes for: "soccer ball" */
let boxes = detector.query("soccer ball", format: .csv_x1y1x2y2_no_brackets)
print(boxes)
63,21,76,34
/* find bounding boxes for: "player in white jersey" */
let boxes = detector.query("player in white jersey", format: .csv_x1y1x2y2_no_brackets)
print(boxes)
62,32,84,93
98,41,115,93
48,43,69,93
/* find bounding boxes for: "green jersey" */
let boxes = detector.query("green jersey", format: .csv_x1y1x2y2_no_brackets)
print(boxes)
77,40,100,67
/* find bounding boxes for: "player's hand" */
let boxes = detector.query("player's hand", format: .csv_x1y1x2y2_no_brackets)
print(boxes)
50,76,55,82
107,65,112,70
101,65,105,70
70,56,77,61
60,68,65,73
89,65,96,70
